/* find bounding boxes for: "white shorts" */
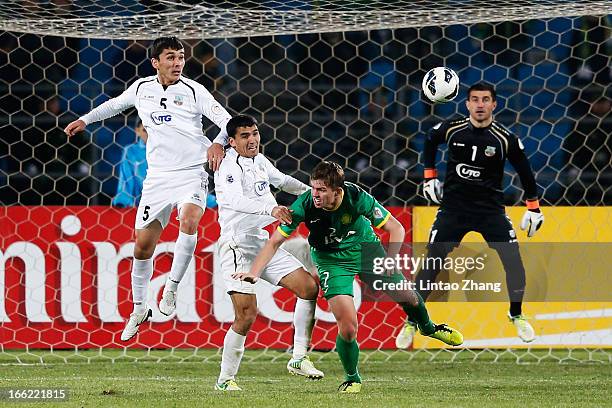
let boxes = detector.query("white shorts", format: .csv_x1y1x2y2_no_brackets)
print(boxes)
218,231,305,294
135,165,208,230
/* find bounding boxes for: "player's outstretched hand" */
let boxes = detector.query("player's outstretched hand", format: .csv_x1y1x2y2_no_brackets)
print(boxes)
207,143,225,172
520,209,544,237
271,206,293,225
423,178,442,204
64,119,86,137
231,271,259,284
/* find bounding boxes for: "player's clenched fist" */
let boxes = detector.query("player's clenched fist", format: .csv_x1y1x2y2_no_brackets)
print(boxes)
64,119,86,137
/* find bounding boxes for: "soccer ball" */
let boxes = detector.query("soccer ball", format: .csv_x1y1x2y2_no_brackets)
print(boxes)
422,67,459,103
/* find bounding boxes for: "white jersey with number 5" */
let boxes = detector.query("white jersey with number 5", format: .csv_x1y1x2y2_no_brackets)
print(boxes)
79,75,231,172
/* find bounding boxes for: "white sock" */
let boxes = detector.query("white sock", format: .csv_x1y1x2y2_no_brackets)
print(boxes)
131,258,153,314
292,298,316,360
218,328,246,383
167,231,197,291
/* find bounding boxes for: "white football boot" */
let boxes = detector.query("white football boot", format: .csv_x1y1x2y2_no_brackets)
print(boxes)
120,308,152,341
159,286,177,316
395,320,417,349
287,355,324,379
509,313,536,343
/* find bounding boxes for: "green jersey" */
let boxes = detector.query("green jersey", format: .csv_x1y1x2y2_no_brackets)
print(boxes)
277,182,391,252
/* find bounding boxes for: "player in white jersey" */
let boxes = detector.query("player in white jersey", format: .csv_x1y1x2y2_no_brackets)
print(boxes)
64,37,232,341
213,115,323,391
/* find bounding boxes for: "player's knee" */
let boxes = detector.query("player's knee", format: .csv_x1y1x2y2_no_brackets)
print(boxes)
232,319,254,335
338,322,358,342
178,207,203,234
133,243,155,259
234,305,257,333
179,218,199,234
297,276,319,300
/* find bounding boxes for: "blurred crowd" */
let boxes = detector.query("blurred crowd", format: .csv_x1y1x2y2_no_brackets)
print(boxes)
0,15,609,207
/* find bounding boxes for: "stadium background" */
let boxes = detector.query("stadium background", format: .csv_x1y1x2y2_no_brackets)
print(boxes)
0,6,610,357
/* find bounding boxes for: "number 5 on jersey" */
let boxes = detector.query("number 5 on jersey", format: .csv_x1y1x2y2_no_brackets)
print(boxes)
142,205,150,221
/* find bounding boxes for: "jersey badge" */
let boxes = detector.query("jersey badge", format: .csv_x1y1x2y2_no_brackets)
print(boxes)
226,174,234,183
254,181,268,196
485,146,496,157
173,95,184,106
212,104,224,115
373,207,383,219
341,213,352,224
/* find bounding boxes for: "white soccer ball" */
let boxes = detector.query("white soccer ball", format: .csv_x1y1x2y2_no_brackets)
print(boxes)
422,67,459,103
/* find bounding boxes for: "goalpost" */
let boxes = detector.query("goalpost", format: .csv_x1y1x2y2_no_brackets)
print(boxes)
0,1,610,364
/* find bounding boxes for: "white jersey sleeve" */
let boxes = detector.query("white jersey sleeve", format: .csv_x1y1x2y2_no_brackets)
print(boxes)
215,159,276,216
262,156,309,195
195,83,232,146
78,79,138,125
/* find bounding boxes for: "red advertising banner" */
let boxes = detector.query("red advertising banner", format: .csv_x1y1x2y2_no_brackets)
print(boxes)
0,206,411,350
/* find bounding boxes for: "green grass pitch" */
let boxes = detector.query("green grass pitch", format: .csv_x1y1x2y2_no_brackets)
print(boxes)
1,350,610,407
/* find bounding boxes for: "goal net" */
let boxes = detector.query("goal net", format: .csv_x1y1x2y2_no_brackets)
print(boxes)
1,1,610,364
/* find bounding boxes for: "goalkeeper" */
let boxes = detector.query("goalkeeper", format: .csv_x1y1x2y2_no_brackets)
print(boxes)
397,82,543,347
233,161,463,393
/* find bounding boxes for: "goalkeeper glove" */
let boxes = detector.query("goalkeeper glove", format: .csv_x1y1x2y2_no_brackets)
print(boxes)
520,199,544,237
422,168,442,204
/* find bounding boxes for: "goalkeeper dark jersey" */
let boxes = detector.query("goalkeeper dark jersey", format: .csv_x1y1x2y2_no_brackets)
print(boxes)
423,117,538,214
277,182,390,252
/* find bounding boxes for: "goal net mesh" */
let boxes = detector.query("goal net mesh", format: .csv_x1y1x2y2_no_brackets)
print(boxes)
1,1,611,364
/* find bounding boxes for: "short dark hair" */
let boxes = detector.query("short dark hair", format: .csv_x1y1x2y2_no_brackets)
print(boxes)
311,161,345,190
150,36,184,59
226,115,258,139
468,82,496,101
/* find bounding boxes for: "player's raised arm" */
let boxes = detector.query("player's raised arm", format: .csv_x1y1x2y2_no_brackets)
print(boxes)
63,119,86,137
507,135,544,237
421,124,446,204
63,80,138,137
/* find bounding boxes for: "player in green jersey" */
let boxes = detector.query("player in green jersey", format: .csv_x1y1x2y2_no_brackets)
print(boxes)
233,161,463,393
